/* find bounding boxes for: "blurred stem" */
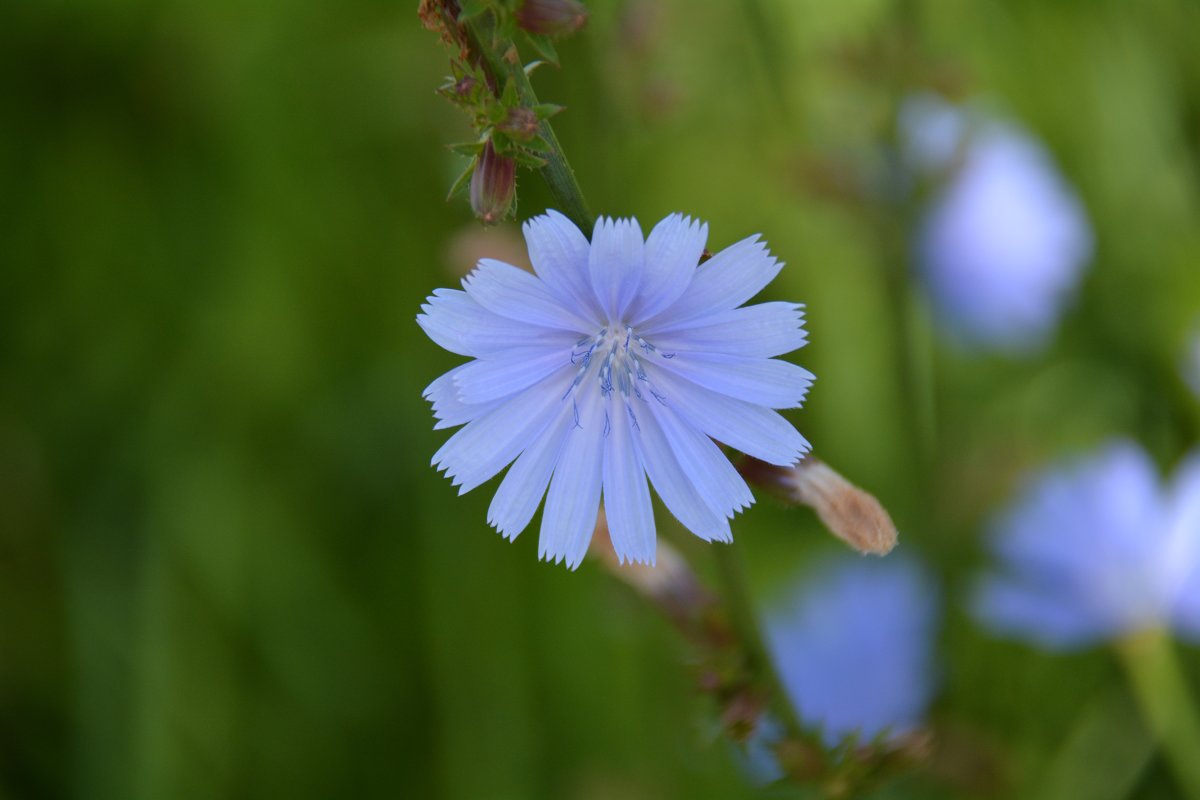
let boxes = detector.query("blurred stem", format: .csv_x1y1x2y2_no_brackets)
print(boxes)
712,544,806,740
1116,628,1200,799
461,14,594,232
878,51,937,502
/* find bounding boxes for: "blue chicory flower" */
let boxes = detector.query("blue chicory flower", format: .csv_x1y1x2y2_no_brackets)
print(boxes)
910,101,1094,353
418,211,812,568
973,441,1200,649
766,555,940,745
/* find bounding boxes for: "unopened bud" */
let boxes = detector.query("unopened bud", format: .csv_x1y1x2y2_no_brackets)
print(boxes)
469,140,515,225
497,106,540,141
515,0,588,37
452,75,476,98
741,456,899,555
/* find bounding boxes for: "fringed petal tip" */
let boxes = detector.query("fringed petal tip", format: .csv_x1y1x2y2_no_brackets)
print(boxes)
420,211,815,569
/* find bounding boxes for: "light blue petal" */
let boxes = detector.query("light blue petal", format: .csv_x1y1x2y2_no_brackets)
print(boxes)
417,288,578,357
627,213,707,323
641,302,807,358
422,365,502,429
452,347,570,405
487,400,575,540
523,210,603,319
655,353,814,409
645,398,753,521
1167,452,1200,637
980,439,1174,643
768,556,939,743
432,369,573,494
463,258,597,331
638,429,729,542
631,401,733,542
539,389,605,569
602,399,656,565
589,217,645,320
647,364,809,466
971,575,1108,650
644,234,782,327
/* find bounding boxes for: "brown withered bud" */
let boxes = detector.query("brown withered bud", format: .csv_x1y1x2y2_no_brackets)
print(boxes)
740,456,899,555
497,106,540,141
515,0,589,37
469,140,516,225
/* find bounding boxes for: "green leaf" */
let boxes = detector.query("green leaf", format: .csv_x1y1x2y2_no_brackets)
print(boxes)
525,33,559,65
532,103,564,120
512,150,548,169
445,156,477,201
499,76,520,107
447,140,486,156
523,135,552,154
456,0,491,23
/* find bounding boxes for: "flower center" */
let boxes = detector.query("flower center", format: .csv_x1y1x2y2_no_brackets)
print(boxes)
564,324,674,406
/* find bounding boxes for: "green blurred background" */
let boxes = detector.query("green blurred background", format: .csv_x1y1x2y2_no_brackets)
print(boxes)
3,0,1200,797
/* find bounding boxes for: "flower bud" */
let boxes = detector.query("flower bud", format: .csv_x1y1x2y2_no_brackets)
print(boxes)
740,456,899,555
497,106,540,141
452,75,476,98
469,140,515,225
515,0,588,37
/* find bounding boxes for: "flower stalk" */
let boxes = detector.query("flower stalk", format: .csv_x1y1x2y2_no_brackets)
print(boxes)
1116,629,1200,800
710,542,808,741
458,10,594,231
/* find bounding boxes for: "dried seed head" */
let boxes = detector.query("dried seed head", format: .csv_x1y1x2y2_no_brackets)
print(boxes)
469,140,516,225
741,456,899,555
515,0,589,37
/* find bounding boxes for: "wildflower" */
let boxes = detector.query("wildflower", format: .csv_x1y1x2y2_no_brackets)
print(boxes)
469,140,516,225
973,441,1200,649
418,211,812,568
766,555,940,744
515,0,588,38
912,103,1093,353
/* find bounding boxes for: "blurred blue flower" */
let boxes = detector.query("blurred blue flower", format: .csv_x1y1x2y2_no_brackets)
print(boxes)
898,92,969,176
418,211,812,568
766,555,940,744
974,441,1200,649
908,98,1094,353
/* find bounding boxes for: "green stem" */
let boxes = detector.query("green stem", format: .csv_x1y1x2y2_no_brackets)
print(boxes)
461,15,594,232
1116,628,1200,799
712,544,807,740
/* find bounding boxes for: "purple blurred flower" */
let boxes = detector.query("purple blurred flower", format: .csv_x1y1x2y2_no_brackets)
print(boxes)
973,441,1200,649
909,99,1093,353
766,555,940,744
418,211,812,568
